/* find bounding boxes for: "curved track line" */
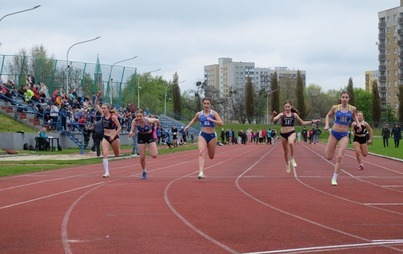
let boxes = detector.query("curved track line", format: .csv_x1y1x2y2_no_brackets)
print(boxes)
235,145,403,253
163,145,265,254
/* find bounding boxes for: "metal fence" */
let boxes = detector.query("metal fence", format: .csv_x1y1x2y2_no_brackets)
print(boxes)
0,54,137,106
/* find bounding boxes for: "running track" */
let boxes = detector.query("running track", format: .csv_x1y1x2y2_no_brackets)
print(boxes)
0,142,402,254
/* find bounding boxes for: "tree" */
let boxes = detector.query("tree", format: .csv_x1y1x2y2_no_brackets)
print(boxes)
295,70,306,118
172,72,182,120
270,72,280,122
245,76,254,124
371,81,381,127
347,77,355,106
353,88,372,122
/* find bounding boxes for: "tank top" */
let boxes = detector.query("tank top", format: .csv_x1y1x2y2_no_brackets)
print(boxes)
334,104,352,126
281,112,296,127
199,110,216,127
136,117,152,133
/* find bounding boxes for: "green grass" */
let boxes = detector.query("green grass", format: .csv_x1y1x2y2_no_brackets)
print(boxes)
0,112,38,133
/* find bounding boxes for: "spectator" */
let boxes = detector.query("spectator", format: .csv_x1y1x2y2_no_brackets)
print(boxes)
391,123,402,148
381,123,391,148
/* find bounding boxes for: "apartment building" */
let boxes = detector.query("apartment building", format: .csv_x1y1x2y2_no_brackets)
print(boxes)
378,1,403,111
204,58,305,98
365,70,379,92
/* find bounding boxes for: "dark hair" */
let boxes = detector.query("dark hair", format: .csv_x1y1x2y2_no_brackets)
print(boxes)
340,91,350,98
284,100,300,115
202,97,211,103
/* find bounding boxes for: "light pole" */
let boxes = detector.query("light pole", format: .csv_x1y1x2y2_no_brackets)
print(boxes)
164,80,185,115
266,88,279,124
0,5,41,22
107,56,138,104
137,68,161,109
66,36,101,97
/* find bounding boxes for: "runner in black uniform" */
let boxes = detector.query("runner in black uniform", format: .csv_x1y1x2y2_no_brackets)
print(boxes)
352,111,373,170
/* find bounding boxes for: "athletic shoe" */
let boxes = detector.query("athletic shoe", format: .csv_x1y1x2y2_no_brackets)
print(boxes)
102,173,110,178
331,177,338,186
290,158,297,167
131,154,139,158
198,172,205,179
358,164,364,170
286,161,291,173
141,171,147,180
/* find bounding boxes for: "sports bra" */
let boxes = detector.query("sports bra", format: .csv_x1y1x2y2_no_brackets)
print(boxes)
102,116,116,130
281,112,296,127
136,117,152,133
199,110,216,127
354,121,367,135
334,104,352,126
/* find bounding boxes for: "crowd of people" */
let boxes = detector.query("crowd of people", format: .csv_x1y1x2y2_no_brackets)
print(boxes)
1,77,402,185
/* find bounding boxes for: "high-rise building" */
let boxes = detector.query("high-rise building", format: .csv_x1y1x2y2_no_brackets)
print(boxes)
365,70,379,92
378,1,403,111
204,58,305,98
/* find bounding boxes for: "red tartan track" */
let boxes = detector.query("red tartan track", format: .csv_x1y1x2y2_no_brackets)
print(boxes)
0,141,402,254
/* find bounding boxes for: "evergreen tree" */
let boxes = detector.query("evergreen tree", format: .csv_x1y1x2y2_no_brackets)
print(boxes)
245,76,255,124
172,72,182,119
371,81,381,127
270,72,280,121
347,77,355,106
295,70,306,118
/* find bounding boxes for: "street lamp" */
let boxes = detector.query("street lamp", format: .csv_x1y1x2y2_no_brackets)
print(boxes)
164,80,185,115
0,5,41,22
137,68,161,109
266,88,279,124
107,56,138,104
66,36,101,97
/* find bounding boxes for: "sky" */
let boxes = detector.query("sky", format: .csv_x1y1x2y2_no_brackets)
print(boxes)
0,0,400,93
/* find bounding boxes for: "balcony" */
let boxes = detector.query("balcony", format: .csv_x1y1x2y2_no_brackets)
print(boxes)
379,32,386,39
378,54,386,61
379,65,386,71
399,17,403,24
378,43,386,51
378,22,386,29
379,75,386,82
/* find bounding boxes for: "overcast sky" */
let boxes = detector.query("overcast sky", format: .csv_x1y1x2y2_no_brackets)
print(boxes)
0,0,399,92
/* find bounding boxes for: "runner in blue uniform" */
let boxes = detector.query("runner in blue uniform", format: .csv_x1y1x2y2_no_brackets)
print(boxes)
324,91,361,186
184,97,224,179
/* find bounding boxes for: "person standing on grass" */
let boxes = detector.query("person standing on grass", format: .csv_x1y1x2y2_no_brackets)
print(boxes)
324,91,361,186
272,101,320,174
391,123,402,148
381,123,391,148
94,91,122,178
352,111,373,170
184,97,224,179
129,109,160,180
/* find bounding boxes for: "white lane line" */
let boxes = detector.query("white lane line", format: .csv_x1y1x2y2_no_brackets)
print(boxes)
243,239,403,254
0,182,104,210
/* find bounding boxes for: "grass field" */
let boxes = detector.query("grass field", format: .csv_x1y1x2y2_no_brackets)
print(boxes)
1,113,401,177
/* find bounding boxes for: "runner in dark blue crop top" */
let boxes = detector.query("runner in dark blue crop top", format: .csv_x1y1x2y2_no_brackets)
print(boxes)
272,100,320,173
95,91,122,178
185,97,224,180
324,91,360,186
129,109,160,180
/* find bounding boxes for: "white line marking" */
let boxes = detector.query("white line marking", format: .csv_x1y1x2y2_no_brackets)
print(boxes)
0,182,104,210
243,239,403,254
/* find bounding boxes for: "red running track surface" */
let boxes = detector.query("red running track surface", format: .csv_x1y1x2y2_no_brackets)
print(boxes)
0,142,402,254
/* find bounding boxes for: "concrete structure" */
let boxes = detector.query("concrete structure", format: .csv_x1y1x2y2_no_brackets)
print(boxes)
378,1,403,111
204,58,305,98
365,70,380,92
